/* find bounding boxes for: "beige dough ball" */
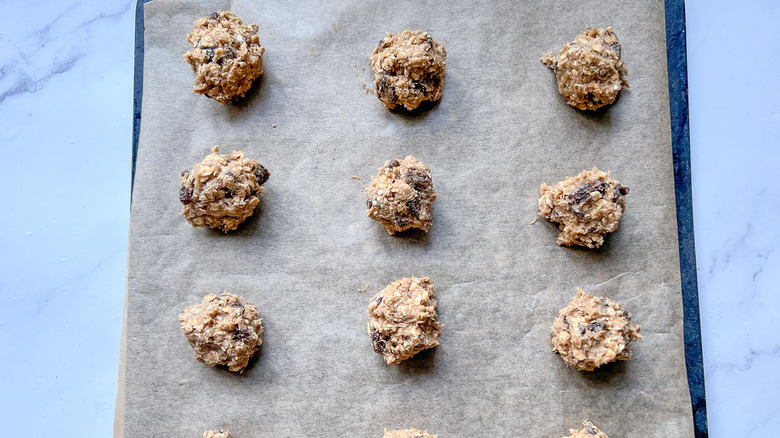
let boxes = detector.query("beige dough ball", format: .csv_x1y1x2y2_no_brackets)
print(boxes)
183,11,265,104
370,30,447,110
384,428,437,438
365,156,437,234
179,292,264,372
538,167,628,249
367,277,442,365
179,146,269,233
551,289,641,371
541,27,629,110
564,420,609,438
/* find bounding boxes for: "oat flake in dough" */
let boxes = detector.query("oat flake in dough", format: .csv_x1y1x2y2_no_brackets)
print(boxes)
538,167,628,248
541,27,629,111
179,146,269,233
366,156,437,234
564,420,609,438
370,30,447,111
179,292,264,373
384,428,437,438
367,277,442,365
183,11,265,104
551,289,641,371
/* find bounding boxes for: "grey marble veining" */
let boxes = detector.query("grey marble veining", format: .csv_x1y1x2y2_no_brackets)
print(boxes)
0,0,134,435
687,0,780,436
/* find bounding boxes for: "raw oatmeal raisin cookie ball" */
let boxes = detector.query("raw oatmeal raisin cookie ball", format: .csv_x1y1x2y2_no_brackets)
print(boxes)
538,167,628,248
551,289,641,371
564,420,609,438
370,30,447,110
541,27,629,110
366,156,437,234
384,428,437,438
183,11,265,104
179,146,270,233
203,431,230,438
179,292,264,372
368,277,442,365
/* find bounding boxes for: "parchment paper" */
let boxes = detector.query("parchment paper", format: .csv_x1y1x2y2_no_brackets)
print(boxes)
117,0,694,436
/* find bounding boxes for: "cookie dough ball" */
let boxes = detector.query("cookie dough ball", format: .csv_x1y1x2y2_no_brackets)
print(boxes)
565,420,609,438
538,167,628,248
366,156,438,234
204,431,230,438
551,289,641,371
179,292,264,372
541,27,629,110
367,277,442,365
370,30,447,110
384,428,437,438
180,146,270,233
183,11,265,104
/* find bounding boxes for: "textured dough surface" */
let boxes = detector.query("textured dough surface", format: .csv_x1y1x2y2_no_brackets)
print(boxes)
538,167,628,248
564,420,609,438
183,11,264,104
370,30,447,110
203,430,229,438
541,27,629,110
180,146,269,233
366,156,437,234
367,277,442,365
551,289,641,371
384,428,437,438
179,292,264,372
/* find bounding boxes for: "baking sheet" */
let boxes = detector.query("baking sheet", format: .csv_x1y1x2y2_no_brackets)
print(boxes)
117,0,694,436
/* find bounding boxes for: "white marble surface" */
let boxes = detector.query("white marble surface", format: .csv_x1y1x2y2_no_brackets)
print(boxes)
687,1,780,436
0,0,134,435
0,0,776,435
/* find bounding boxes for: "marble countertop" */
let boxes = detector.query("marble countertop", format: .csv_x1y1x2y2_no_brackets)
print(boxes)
0,0,776,435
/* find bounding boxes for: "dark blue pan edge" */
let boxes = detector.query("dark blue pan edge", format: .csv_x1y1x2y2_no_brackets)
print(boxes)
665,1,709,436
131,0,150,195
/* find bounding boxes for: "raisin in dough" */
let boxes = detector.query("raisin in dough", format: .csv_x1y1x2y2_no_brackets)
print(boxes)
366,156,437,234
183,11,264,104
538,168,628,248
180,146,269,233
384,428,437,438
204,431,229,438
367,277,442,365
370,30,447,110
551,289,641,371
179,292,264,372
541,27,629,111
564,420,609,438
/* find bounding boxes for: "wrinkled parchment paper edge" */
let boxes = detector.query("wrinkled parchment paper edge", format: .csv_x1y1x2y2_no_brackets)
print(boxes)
115,0,705,436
